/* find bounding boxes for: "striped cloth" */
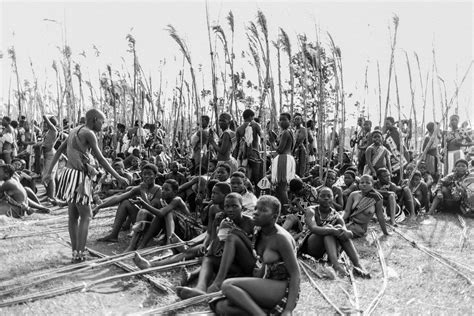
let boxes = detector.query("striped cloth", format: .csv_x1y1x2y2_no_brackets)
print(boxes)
57,167,92,205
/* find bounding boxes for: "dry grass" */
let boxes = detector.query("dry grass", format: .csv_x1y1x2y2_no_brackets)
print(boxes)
1,203,472,315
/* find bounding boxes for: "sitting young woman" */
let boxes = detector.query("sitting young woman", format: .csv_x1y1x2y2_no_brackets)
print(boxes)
408,170,430,213
94,163,162,242
126,179,201,252
299,187,370,278
211,195,300,316
343,175,389,238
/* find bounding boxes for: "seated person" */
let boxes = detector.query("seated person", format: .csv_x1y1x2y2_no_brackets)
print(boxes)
165,161,186,185
176,192,254,299
123,148,141,169
341,169,359,206
12,158,39,193
283,178,319,239
97,160,133,199
155,161,166,186
230,171,257,215
429,159,471,215
95,163,162,242
213,164,231,183
133,182,231,270
343,175,389,238
127,179,201,252
408,170,430,213
373,168,416,224
211,196,300,316
0,164,33,217
317,169,344,212
335,151,356,176
299,187,370,278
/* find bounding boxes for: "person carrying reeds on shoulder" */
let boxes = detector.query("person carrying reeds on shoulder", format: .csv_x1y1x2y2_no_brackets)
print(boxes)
299,187,370,278
364,129,391,178
210,195,300,316
44,109,129,263
176,192,254,299
343,175,389,238
293,113,308,177
233,109,263,186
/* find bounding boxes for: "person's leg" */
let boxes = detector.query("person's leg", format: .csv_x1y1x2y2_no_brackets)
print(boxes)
176,256,219,299
124,210,152,252
76,204,92,259
208,233,256,291
304,233,326,259
27,198,50,213
275,183,289,208
387,193,397,225
323,236,347,276
339,238,369,277
214,298,251,316
138,215,164,249
164,212,175,243
134,245,203,269
401,187,415,218
98,200,138,242
220,277,288,315
67,203,80,259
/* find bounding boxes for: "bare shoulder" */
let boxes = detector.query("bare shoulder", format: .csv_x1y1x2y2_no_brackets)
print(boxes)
275,225,295,246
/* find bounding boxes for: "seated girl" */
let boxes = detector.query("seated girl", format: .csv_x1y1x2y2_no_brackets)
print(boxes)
211,195,300,316
343,175,389,238
300,187,370,278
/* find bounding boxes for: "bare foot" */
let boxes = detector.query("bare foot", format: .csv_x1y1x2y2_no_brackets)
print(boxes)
180,267,191,286
353,266,371,279
175,286,206,299
134,252,151,270
333,264,348,278
97,235,119,243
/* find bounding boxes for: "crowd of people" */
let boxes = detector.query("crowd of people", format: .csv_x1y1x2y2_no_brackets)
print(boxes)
1,108,473,314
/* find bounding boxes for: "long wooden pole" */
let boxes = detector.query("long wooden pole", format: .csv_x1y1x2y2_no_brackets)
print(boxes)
383,16,399,124
205,1,220,133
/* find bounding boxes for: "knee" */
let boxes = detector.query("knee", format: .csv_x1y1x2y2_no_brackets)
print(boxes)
221,278,237,295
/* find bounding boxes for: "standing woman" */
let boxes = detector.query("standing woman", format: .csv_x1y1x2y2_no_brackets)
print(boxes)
44,109,128,262
271,113,296,208
212,195,300,316
293,113,308,177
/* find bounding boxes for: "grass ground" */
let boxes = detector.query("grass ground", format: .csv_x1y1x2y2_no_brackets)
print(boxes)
0,202,472,315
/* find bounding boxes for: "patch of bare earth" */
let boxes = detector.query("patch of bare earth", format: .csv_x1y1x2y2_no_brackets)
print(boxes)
1,206,472,315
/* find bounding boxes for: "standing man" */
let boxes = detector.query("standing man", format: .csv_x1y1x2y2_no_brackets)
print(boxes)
444,114,472,174
233,109,263,186
44,109,128,262
353,119,373,175
191,115,211,175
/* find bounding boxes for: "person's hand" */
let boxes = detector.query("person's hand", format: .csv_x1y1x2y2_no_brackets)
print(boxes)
130,196,146,208
436,191,443,199
117,176,129,187
42,173,52,184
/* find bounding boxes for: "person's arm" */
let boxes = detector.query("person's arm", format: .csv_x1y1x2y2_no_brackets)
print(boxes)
365,147,376,175
375,199,389,235
211,132,231,156
135,196,181,217
43,115,58,134
277,235,300,315
385,149,392,175
85,130,128,186
43,140,67,182
332,187,344,212
93,186,139,212
304,207,338,236
343,192,356,222
178,176,200,192
276,131,290,155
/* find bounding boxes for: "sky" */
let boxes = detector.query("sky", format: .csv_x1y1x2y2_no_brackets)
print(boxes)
1,0,473,127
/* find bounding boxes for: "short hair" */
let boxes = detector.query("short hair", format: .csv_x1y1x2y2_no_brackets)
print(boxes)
141,163,159,175
85,109,105,124
376,167,389,176
164,179,179,192
364,120,372,126
412,170,422,178
289,178,304,193
280,112,291,121
214,182,232,196
2,116,11,124
344,170,356,179
258,195,281,218
113,161,124,168
243,109,255,120
10,121,18,128
217,163,231,174
231,171,246,179
225,192,243,205
386,117,395,124
426,122,435,132
219,113,231,121
359,174,374,183
318,186,333,197
207,178,219,192
201,115,210,123
0,164,15,179
372,129,383,137
455,159,469,167
294,112,302,118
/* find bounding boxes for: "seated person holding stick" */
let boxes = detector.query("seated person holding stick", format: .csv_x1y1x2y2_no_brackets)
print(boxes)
95,163,162,242
176,192,254,299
